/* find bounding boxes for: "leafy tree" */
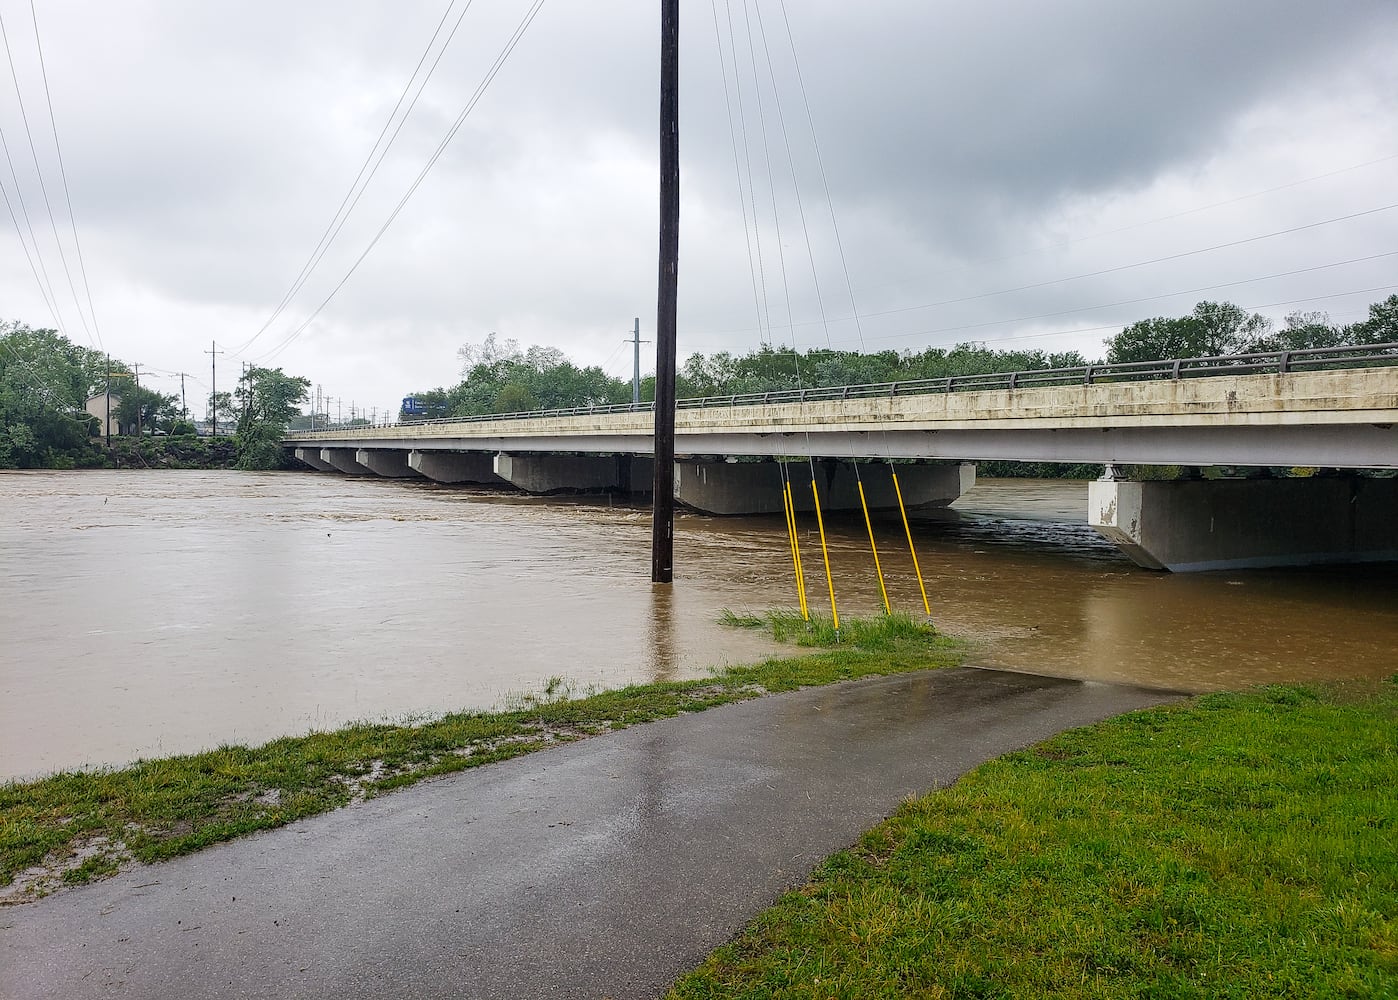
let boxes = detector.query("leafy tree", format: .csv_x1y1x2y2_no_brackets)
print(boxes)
207,391,236,425
232,366,311,470
1268,311,1347,351
0,321,110,467
114,383,178,432
1105,301,1272,363
1347,294,1398,345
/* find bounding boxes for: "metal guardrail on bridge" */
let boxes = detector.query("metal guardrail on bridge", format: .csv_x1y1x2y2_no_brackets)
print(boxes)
284,341,1398,438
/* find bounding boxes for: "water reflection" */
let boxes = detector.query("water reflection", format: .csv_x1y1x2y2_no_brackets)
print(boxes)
648,584,677,683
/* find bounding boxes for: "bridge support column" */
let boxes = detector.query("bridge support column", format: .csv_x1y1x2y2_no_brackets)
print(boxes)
493,453,654,495
408,450,506,484
294,447,335,471
674,460,974,515
1090,476,1398,572
355,449,421,479
320,448,373,476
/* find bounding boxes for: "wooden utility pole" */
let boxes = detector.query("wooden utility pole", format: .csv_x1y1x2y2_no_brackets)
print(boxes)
651,0,679,584
206,341,224,436
105,353,111,447
132,363,142,439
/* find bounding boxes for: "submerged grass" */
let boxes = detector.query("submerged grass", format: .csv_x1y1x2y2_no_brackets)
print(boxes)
0,612,959,901
669,677,1398,999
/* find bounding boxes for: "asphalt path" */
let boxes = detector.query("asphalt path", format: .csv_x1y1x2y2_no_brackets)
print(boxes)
1,667,1179,999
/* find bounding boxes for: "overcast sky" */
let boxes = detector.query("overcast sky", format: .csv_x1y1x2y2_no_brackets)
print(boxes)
2,0,1396,419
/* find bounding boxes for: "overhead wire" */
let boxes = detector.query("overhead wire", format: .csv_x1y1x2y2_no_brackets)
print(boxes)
0,166,61,324
0,7,95,348
869,283,1398,353
25,0,101,351
252,0,550,366
824,249,1398,350
861,150,1398,296
0,121,65,334
230,0,471,357
697,201,1398,341
710,0,765,345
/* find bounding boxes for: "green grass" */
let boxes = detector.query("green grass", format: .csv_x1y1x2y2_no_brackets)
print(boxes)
0,612,959,899
669,678,1398,1000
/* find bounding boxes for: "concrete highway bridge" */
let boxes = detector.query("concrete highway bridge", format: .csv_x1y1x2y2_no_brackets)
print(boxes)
286,345,1398,572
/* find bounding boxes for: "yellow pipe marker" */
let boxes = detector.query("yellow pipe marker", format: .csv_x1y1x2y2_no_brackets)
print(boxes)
787,482,810,619
810,479,839,631
782,481,809,619
891,468,931,617
857,479,892,615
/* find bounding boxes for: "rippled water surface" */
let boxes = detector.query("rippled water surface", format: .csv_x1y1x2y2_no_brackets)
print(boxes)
2,469,1395,778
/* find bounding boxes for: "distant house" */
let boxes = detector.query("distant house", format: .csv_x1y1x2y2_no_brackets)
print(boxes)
85,392,132,437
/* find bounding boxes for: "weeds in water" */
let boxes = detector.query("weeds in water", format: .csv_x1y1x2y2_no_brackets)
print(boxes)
719,608,937,651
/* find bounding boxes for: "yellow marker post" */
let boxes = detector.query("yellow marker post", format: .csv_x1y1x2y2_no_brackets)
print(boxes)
785,481,810,619
811,480,839,631
891,468,931,617
782,480,809,619
857,479,892,615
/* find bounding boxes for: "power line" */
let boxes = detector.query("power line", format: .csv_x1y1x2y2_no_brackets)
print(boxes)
821,283,1398,353
839,250,1398,348
230,0,472,357
253,0,549,366
0,121,66,334
701,201,1398,340
864,151,1398,297
0,166,61,323
26,0,102,351
0,7,95,348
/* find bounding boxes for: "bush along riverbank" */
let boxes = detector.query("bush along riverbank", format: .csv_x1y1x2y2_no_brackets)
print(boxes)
0,613,961,902
670,677,1398,999
102,435,239,469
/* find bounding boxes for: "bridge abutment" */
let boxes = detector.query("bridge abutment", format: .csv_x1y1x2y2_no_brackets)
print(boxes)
674,460,974,515
493,453,654,495
408,450,506,484
1089,475,1398,572
320,448,374,475
355,449,421,479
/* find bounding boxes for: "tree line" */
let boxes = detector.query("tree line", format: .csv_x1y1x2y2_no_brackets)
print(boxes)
403,295,1398,421
0,320,308,470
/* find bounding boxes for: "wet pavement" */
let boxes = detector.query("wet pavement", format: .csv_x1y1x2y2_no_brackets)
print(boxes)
0,668,1178,999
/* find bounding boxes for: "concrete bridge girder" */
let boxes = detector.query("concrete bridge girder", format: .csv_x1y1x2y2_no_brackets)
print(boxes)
1090,476,1398,572
675,460,974,515
294,448,335,471
281,424,1398,472
355,449,421,479
320,448,374,475
408,450,506,485
493,453,654,495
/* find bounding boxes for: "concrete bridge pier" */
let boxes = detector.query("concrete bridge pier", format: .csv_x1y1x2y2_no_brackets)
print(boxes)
319,448,374,476
1090,475,1398,572
355,449,421,479
674,460,974,515
493,453,654,495
294,448,336,471
408,451,506,485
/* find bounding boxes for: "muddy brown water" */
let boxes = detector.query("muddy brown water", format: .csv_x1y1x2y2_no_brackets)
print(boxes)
2,470,1395,780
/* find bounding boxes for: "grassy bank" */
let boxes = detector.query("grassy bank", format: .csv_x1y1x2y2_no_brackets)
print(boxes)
0,613,960,901
670,679,1398,999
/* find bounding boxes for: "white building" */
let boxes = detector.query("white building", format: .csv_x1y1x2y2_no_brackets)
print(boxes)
85,392,131,437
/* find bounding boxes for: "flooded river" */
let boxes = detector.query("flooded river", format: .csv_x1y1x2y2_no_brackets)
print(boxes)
2,469,1395,779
